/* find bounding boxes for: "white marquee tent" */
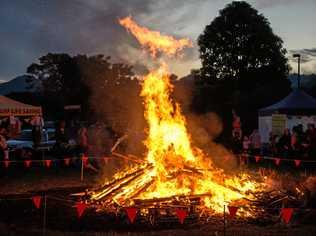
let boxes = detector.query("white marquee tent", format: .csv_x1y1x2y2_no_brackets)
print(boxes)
258,89,316,143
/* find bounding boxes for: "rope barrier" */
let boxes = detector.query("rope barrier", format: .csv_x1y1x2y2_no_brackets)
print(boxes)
243,153,316,163
0,155,113,165
2,153,316,166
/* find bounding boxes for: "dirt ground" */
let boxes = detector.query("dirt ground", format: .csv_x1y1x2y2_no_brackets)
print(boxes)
0,166,95,195
0,164,316,235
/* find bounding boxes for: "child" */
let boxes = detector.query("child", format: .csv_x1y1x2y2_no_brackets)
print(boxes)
243,136,250,153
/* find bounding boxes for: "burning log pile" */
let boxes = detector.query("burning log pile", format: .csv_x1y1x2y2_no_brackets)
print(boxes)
78,170,316,225
73,146,316,224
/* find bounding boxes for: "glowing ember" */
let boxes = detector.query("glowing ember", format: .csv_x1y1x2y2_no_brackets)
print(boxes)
91,16,262,215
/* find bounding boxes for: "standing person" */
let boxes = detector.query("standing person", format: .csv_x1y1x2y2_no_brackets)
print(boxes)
54,120,68,156
67,120,79,145
232,110,242,138
242,136,251,153
232,132,242,154
0,127,8,138
306,124,316,158
78,124,98,172
8,116,21,138
55,120,67,144
277,128,291,157
0,133,8,160
30,115,44,149
270,134,279,156
77,125,89,155
249,129,261,155
291,127,299,158
297,124,308,156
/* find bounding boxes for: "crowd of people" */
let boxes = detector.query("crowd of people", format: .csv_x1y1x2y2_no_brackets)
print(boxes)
0,115,122,165
3,110,316,164
267,124,316,158
54,120,117,158
232,123,316,159
53,120,120,171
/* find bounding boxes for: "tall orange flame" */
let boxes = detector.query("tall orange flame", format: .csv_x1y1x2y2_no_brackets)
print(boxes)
119,16,192,57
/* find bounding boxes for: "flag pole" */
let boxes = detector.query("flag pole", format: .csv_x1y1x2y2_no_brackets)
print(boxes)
42,194,47,236
81,154,84,181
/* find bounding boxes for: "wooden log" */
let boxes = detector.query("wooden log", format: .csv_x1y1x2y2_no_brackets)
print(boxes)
111,134,128,153
133,193,211,206
92,165,152,201
112,151,144,164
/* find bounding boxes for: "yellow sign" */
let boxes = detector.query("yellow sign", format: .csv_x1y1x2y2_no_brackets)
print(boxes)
272,114,286,135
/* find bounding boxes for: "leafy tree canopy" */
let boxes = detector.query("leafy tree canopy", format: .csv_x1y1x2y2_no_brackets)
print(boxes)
198,1,289,91
27,53,142,133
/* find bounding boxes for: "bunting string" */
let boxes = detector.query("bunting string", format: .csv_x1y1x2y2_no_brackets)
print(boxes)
0,155,114,168
243,153,316,162
1,152,316,171
0,193,312,224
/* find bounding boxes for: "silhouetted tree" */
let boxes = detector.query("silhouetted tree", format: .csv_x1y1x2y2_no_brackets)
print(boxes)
194,1,291,136
27,54,143,133
198,1,289,86
27,53,90,118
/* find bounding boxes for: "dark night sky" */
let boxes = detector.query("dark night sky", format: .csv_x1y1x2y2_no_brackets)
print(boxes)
0,0,315,81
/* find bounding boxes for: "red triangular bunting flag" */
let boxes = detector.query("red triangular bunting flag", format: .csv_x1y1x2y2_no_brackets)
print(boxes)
228,206,239,218
76,202,87,218
255,156,261,163
24,160,32,168
294,160,301,167
64,158,71,166
32,196,41,209
125,207,137,223
44,159,52,168
4,160,10,168
281,208,294,224
82,156,88,167
274,158,281,166
176,209,187,224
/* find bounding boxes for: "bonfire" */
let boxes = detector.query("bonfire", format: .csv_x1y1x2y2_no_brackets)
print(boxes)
88,16,265,218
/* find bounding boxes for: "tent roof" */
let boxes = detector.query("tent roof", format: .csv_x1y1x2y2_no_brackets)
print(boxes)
259,89,316,116
0,95,42,116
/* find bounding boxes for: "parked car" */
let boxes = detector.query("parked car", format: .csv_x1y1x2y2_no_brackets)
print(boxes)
44,121,55,129
7,129,56,159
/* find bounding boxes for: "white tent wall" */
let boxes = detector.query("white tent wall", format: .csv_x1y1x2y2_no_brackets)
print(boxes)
259,116,271,144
